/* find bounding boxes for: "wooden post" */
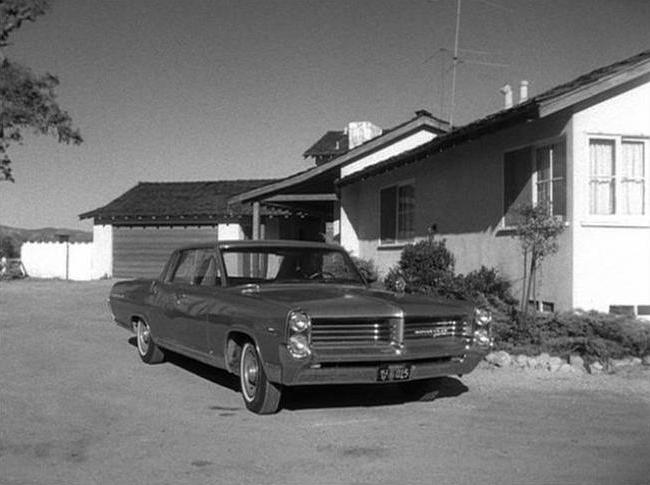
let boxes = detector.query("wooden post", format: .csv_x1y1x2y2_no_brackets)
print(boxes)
252,201,260,240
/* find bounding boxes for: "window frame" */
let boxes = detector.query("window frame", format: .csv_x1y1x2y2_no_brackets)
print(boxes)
533,140,566,217
168,248,223,287
502,136,567,229
379,179,416,246
586,135,649,221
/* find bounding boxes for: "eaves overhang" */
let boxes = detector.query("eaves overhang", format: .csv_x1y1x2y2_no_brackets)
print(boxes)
227,115,449,205
337,102,539,187
338,51,650,187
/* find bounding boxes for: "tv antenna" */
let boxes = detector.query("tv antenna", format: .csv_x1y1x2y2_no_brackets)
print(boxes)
428,0,510,128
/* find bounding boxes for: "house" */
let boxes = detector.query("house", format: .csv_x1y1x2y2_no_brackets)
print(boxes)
234,50,650,315
228,113,450,241
78,179,311,278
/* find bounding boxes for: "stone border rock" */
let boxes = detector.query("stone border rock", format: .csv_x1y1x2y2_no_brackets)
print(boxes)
484,351,648,374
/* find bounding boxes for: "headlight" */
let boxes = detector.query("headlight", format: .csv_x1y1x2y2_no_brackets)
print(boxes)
474,308,492,326
287,310,312,359
288,311,311,333
473,328,492,347
288,334,310,358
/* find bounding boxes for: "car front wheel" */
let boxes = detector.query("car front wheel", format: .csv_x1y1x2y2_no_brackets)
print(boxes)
239,342,282,414
136,319,165,364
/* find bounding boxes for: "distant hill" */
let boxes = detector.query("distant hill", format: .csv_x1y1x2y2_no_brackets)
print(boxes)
0,225,92,256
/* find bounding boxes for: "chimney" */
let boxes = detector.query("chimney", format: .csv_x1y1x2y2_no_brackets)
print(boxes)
519,80,529,104
500,84,513,109
347,121,382,150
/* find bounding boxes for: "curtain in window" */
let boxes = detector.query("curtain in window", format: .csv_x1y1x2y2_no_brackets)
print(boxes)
589,140,615,215
620,141,645,215
552,142,566,216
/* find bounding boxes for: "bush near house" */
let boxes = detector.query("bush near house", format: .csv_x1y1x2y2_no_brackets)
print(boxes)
383,239,514,305
494,312,650,364
384,239,650,363
351,256,379,284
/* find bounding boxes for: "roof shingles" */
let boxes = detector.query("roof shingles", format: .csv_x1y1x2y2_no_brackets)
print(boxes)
80,180,280,221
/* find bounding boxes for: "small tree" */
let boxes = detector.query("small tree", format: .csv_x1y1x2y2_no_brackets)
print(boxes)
0,235,18,258
0,0,82,181
513,204,566,314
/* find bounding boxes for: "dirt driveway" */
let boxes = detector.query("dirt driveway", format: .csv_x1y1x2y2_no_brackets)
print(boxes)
1,279,649,485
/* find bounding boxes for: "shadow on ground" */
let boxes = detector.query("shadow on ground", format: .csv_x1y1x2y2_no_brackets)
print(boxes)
282,377,469,411
128,337,239,392
128,337,469,411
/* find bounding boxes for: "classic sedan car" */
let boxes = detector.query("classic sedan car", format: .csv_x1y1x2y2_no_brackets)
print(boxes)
109,240,492,414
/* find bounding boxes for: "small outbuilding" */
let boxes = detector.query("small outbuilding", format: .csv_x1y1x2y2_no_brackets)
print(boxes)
79,179,312,278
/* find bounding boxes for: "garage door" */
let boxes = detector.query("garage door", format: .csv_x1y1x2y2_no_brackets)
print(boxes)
113,226,218,278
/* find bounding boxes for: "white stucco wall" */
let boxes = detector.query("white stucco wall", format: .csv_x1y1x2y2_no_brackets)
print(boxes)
91,224,113,279
340,130,437,178
217,223,245,240
22,242,94,280
571,80,650,312
341,113,574,310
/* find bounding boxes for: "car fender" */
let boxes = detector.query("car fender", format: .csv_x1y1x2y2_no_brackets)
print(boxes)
224,325,283,382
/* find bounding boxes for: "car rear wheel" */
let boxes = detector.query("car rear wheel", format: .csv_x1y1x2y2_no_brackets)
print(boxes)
239,342,282,414
136,319,165,364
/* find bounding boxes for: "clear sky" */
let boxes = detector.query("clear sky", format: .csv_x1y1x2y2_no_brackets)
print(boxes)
1,0,649,231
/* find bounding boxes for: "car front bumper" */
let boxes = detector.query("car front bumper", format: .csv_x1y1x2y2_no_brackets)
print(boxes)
273,341,488,386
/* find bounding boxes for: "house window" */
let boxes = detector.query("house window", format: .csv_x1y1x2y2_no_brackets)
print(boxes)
589,139,616,214
589,138,646,215
503,147,533,226
535,142,566,216
503,139,566,226
380,183,415,243
621,141,645,215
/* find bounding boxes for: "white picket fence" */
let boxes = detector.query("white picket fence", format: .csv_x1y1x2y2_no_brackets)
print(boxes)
21,242,95,281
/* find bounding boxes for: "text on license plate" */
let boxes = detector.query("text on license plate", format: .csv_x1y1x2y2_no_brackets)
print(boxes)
377,364,412,382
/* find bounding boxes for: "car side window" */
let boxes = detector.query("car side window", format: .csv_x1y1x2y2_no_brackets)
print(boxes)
170,249,221,286
197,255,221,287
170,250,197,285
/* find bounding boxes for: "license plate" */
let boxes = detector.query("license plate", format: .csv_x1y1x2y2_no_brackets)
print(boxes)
377,364,411,382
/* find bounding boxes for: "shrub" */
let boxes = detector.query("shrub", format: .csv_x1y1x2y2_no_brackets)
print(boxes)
493,310,650,362
457,266,517,306
351,256,379,284
384,239,458,295
384,240,515,310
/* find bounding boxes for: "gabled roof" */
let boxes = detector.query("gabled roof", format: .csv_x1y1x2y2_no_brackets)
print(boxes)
228,111,450,205
79,179,282,223
303,130,349,158
338,49,650,186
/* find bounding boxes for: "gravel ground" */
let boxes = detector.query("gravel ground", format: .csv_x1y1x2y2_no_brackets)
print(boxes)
1,279,649,485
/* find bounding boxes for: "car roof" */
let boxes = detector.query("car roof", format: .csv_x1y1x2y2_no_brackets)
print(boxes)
175,239,344,252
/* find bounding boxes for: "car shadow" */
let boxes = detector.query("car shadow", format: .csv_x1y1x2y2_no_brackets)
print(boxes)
282,377,469,411
127,337,239,393
127,337,468,411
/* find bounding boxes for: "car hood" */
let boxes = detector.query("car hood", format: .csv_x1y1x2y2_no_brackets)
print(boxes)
249,284,473,319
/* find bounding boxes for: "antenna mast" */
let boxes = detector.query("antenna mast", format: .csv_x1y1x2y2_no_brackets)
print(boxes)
449,0,461,129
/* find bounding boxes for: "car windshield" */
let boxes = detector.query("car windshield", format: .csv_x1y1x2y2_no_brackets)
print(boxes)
220,247,364,286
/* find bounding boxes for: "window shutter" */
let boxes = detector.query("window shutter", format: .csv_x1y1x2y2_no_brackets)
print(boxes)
503,147,533,226
380,186,397,242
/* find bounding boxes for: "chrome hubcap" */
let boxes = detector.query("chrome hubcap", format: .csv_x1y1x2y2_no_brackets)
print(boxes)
137,321,150,355
242,346,259,401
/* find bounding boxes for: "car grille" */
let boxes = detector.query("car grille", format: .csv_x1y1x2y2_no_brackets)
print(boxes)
403,317,466,340
311,318,395,347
